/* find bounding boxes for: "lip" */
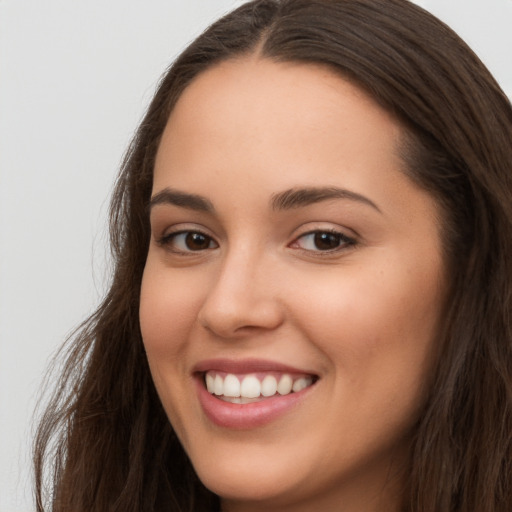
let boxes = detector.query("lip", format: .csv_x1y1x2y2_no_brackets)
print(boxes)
193,358,318,429
193,358,316,375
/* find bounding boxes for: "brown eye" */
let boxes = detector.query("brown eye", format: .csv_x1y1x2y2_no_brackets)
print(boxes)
292,230,356,252
160,231,218,253
184,232,212,251
313,232,342,250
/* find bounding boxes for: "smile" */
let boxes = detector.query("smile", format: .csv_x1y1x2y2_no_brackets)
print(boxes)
194,360,319,429
205,371,315,403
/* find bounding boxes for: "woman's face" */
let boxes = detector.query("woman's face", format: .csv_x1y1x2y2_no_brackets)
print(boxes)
140,59,447,511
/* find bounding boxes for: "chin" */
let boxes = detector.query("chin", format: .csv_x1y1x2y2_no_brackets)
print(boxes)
190,448,311,506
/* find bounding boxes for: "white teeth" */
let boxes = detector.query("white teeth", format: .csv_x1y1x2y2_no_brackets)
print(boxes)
292,376,312,392
205,372,314,399
223,374,241,397
206,373,215,393
214,374,223,396
240,375,261,398
261,375,278,397
277,374,293,395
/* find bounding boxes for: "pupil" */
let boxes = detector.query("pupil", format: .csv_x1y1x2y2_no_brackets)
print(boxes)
186,233,209,250
314,232,340,250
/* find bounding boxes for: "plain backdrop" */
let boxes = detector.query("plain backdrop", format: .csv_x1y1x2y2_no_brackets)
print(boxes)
1,1,511,510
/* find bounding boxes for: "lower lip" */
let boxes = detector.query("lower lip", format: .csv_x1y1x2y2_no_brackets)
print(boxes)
195,377,314,429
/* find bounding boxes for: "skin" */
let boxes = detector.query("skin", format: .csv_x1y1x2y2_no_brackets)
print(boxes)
140,57,448,512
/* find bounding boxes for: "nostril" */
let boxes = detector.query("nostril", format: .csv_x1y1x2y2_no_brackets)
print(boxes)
198,301,284,338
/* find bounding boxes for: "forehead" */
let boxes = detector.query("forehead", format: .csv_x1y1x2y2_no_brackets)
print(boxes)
154,58,405,193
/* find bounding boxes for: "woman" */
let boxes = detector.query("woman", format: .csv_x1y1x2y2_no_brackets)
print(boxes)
34,0,512,511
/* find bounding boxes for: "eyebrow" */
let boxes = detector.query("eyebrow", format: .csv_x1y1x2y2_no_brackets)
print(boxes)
149,185,381,214
271,187,381,213
149,188,214,212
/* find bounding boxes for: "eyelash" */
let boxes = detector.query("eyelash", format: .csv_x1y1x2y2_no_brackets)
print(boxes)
157,230,218,254
290,229,357,254
157,227,356,256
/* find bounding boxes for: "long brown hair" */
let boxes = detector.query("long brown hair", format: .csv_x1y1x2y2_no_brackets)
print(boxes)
34,1,512,510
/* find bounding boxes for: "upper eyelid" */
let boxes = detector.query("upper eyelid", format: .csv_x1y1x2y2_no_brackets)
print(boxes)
290,222,358,240
159,228,217,243
296,227,351,237
156,222,216,238
148,206,218,238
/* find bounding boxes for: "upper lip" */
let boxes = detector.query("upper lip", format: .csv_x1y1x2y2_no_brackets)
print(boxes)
192,358,318,376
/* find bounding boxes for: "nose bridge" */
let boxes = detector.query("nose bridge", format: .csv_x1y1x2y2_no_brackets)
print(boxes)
198,241,283,337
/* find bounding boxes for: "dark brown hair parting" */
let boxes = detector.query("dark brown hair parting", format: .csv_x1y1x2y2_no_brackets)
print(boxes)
34,1,512,511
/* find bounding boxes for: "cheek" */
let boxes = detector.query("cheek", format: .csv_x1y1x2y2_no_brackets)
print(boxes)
139,262,202,357
139,262,205,439
139,262,204,417
289,253,445,391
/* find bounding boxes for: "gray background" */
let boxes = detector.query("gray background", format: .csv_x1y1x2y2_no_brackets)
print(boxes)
1,1,511,510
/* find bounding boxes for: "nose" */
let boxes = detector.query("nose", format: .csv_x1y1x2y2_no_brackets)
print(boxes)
197,250,285,339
